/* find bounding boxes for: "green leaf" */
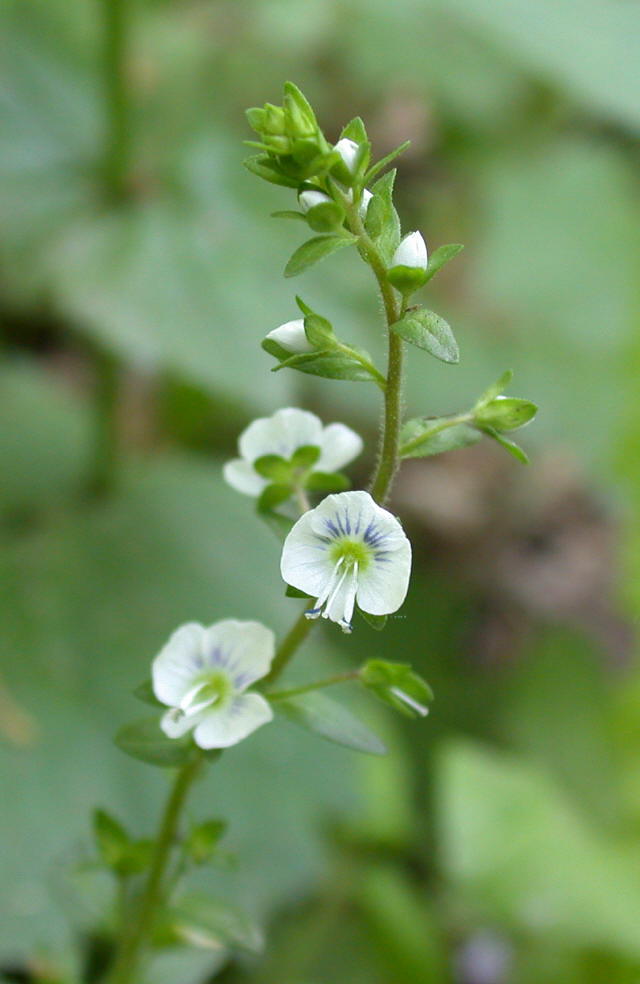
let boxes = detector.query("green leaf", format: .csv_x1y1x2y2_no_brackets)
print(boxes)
359,610,388,631
475,369,514,407
359,660,433,718
303,313,337,349
391,310,459,364
400,418,482,459
290,445,321,469
284,234,356,278
304,201,346,234
422,243,464,284
133,680,163,708
364,140,411,184
274,350,377,382
480,426,530,464
243,155,299,189
165,894,263,954
474,396,538,431
277,692,387,756
366,170,401,263
256,483,292,513
115,717,194,768
270,210,307,222
185,820,227,865
93,809,129,869
305,471,351,493
340,116,368,144
261,337,291,361
253,454,292,483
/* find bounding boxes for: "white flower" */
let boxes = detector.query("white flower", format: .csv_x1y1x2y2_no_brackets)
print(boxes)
281,490,412,633
152,620,274,749
334,137,359,173
391,231,428,271
264,318,312,355
298,189,332,213
224,408,363,498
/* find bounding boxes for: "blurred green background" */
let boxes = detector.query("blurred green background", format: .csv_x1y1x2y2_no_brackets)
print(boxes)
2,1,640,981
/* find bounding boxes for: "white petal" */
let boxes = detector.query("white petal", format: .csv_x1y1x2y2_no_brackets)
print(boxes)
308,490,381,540
281,509,334,596
152,623,206,707
391,231,428,271
199,620,275,691
316,424,363,473
356,534,412,615
334,138,359,172
298,189,331,212
193,693,273,749
238,408,322,463
324,564,358,631
222,459,266,497
265,319,312,354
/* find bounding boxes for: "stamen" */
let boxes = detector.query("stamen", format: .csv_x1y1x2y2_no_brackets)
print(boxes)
390,687,429,717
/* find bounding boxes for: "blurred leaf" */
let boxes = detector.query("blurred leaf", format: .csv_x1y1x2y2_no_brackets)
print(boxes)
480,426,530,464
185,820,228,866
92,809,129,869
305,471,351,492
115,717,194,768
274,350,377,382
133,681,163,708
474,396,537,431
391,309,459,364
438,741,640,960
359,659,433,718
400,417,481,458
164,894,263,954
277,692,387,756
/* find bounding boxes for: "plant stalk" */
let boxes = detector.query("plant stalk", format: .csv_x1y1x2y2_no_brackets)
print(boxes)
109,755,202,984
102,0,131,202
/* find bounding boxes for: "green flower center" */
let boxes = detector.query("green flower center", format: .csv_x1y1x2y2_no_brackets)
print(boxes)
180,671,233,717
329,537,371,572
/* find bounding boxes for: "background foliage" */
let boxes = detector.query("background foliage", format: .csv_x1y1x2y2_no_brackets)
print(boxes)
2,1,640,981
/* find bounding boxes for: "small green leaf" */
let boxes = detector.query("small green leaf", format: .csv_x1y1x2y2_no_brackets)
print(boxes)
243,155,299,189
391,309,459,364
257,483,292,513
133,680,163,708
304,313,336,349
422,243,464,284
340,116,368,144
165,894,264,954
253,454,292,483
474,396,538,432
270,210,307,222
284,234,356,278
481,426,530,464
359,610,388,631
277,691,387,756
274,350,377,382
364,140,411,184
305,471,351,493
475,369,514,408
261,337,291,361
93,809,129,869
400,418,481,459
185,820,228,865
285,584,312,599
115,717,194,767
305,201,346,234
367,170,401,264
291,445,321,469
360,660,433,718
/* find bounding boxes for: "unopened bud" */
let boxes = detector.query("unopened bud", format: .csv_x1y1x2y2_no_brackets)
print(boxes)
265,320,313,354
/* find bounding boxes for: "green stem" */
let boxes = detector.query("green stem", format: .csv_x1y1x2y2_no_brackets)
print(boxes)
262,608,315,688
268,670,359,701
102,0,131,201
87,346,120,498
109,755,202,984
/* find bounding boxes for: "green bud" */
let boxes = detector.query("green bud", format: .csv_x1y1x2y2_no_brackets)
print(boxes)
263,103,286,134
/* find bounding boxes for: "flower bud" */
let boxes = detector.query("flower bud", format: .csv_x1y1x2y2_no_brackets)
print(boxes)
387,231,429,294
359,188,373,218
391,231,428,271
334,138,360,174
265,319,313,354
298,189,332,213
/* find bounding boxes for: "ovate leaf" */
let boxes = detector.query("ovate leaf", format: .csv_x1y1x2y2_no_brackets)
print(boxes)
277,692,387,756
284,234,356,278
391,309,459,364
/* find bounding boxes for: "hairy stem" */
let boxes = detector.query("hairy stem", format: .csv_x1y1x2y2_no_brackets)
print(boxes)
109,755,202,984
